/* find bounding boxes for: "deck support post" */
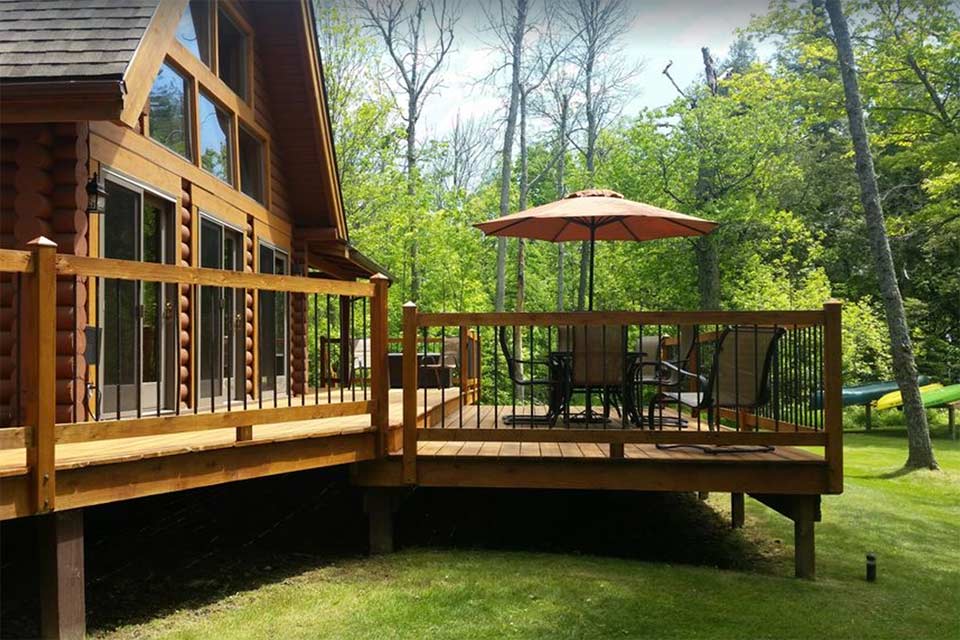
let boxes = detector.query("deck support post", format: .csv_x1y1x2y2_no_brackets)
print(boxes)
609,443,624,458
38,509,86,640
697,491,709,501
731,492,744,528
794,497,817,580
364,488,398,554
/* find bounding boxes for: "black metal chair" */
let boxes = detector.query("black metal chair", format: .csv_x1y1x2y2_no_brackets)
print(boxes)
498,326,569,425
647,325,785,434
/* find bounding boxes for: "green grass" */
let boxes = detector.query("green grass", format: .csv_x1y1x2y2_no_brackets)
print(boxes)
99,422,960,640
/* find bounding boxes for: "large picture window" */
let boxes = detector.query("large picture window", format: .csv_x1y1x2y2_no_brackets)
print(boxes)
175,0,211,66
199,91,234,185
218,8,248,99
238,125,264,203
148,62,193,161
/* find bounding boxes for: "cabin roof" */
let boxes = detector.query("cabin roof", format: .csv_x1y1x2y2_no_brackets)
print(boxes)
0,0,159,81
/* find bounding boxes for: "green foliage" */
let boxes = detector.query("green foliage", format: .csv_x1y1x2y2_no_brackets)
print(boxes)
316,0,958,385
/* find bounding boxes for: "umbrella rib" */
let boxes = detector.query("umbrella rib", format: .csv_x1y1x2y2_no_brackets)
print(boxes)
483,217,531,235
665,218,716,235
550,220,572,243
617,218,642,241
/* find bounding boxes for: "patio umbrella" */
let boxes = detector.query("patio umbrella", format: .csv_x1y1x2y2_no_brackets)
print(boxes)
474,189,718,310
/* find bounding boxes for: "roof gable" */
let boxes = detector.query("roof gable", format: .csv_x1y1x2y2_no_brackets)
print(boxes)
0,0,159,81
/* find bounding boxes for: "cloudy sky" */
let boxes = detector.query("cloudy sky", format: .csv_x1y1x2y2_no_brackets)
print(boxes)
399,0,776,139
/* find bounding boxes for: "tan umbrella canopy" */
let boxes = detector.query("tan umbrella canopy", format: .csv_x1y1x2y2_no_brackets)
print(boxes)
474,189,718,309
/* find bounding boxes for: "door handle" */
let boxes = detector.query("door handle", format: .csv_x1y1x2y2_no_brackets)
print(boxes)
163,301,174,319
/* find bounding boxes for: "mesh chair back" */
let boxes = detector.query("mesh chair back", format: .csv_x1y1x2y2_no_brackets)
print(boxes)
352,338,371,370
708,325,784,409
637,335,665,382
559,325,625,387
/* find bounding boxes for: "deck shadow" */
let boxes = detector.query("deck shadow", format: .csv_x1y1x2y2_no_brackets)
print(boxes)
396,488,775,573
2,476,773,637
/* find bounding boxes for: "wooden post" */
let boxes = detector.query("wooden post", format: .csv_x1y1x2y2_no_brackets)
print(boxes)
402,302,418,484
610,443,624,458
25,237,57,514
364,488,395,554
731,492,745,528
370,275,390,455
823,300,843,493
39,509,85,639
794,496,817,579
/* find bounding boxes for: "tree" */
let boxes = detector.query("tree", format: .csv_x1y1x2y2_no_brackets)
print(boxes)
823,0,937,470
561,0,640,309
356,0,460,302
485,0,529,312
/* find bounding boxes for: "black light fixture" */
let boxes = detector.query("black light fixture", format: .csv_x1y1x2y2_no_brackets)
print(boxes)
85,171,107,215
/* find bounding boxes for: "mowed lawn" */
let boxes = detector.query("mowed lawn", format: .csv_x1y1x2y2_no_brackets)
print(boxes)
99,422,959,640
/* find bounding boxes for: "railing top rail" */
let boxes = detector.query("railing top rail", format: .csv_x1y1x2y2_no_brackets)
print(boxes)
56,254,375,297
0,249,33,273
416,310,826,328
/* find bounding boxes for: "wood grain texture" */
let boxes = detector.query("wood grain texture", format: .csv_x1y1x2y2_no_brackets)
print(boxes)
0,249,32,273
56,254,373,296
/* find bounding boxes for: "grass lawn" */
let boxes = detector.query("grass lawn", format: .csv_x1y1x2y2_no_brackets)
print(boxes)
99,419,959,640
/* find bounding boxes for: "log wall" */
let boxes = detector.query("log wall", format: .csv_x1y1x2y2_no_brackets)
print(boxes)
0,123,88,425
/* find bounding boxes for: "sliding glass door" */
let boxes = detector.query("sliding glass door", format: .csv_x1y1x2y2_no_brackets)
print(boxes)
101,178,176,416
258,243,288,398
198,216,245,404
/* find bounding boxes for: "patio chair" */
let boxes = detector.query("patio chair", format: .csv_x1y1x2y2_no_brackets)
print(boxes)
647,325,785,443
421,336,459,389
498,327,569,425
352,338,372,387
630,326,699,426
558,325,627,422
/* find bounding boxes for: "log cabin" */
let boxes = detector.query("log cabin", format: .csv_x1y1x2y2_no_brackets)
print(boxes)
0,2,844,638
0,0,386,428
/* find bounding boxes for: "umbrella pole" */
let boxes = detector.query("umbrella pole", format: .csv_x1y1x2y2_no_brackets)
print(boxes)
588,225,596,311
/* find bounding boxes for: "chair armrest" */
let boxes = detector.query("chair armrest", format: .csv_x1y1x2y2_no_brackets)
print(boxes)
657,360,707,386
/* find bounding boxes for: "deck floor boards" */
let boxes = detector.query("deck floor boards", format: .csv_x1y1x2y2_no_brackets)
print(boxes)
414,404,825,465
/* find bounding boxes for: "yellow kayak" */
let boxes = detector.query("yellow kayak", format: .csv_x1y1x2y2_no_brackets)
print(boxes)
874,384,943,411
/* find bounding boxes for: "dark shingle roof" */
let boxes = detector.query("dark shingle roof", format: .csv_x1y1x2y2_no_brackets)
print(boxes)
0,0,160,82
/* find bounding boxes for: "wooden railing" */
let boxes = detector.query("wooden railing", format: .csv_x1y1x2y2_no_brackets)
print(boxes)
0,241,391,515
400,303,843,491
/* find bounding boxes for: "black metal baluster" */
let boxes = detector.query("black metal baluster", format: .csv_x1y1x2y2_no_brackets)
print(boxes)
351,297,357,403
440,325,446,428
422,326,428,428
493,326,499,428
362,296,368,401
194,284,199,415
227,288,233,413
458,325,464,429
529,324,535,423
733,324,740,432
135,280,142,419
326,294,332,405
156,282,161,417
510,325,516,429
313,293,319,406
115,278,121,421
15,274,22,424
211,287,216,414
656,324,663,430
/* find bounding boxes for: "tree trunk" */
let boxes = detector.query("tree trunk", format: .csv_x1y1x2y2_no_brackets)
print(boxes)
494,0,527,312
695,234,720,310
517,88,529,315
825,0,937,470
406,108,420,302
556,95,569,311
577,44,598,311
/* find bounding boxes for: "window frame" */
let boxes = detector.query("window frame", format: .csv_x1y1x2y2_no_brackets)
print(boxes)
238,122,266,204
142,2,271,210
197,89,236,187
146,58,195,162
215,3,252,102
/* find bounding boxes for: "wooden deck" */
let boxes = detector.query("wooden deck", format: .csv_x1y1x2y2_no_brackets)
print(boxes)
0,388,455,520
356,403,830,495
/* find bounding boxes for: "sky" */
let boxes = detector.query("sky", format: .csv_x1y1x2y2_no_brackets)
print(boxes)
405,0,776,139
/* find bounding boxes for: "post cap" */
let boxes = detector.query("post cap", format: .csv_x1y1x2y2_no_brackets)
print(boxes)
370,273,390,282
403,301,417,308
26,236,57,248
